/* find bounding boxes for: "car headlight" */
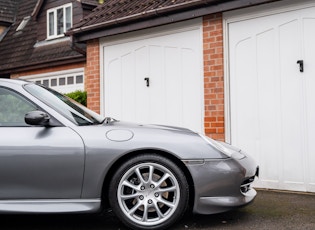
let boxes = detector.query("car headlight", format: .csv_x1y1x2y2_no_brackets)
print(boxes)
199,134,246,159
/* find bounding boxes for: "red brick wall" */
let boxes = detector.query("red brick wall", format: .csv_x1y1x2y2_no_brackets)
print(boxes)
203,13,225,141
11,62,85,79
85,39,101,114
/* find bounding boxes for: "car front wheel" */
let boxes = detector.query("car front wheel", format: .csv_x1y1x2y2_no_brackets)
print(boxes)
109,154,189,230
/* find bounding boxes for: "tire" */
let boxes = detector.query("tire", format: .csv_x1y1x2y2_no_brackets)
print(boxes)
108,153,189,230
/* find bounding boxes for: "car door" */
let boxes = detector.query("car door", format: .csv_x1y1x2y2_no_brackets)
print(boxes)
0,86,85,199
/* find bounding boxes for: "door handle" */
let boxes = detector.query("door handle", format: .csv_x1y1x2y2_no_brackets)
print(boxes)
297,60,304,72
144,78,150,87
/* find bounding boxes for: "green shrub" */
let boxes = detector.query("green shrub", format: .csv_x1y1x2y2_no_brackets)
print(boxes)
64,90,87,106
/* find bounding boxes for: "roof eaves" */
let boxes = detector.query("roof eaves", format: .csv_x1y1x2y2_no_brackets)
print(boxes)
69,0,282,39
67,0,215,36
82,0,99,7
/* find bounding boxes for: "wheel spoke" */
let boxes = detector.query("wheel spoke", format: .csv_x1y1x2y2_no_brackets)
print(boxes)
157,185,177,193
148,165,154,182
135,167,146,184
128,201,142,216
153,201,165,219
157,197,176,209
156,173,170,188
121,193,139,200
142,203,149,222
122,180,139,191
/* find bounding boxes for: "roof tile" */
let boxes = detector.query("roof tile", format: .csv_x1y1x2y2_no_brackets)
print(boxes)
73,0,201,28
0,0,17,23
0,0,84,73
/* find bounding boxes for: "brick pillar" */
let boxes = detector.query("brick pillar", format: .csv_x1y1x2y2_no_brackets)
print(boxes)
203,13,225,141
86,39,101,114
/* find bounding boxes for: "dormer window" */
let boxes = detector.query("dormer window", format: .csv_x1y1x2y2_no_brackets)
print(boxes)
47,3,72,40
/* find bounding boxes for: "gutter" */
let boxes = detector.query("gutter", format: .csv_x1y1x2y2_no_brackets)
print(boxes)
31,0,44,19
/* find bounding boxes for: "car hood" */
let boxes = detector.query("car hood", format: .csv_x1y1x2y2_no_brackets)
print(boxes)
103,120,195,134
73,119,228,159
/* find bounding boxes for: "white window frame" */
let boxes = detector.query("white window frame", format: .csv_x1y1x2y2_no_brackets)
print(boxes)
19,68,84,94
47,3,72,40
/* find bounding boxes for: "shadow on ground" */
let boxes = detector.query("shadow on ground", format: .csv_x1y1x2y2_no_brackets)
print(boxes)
0,190,314,230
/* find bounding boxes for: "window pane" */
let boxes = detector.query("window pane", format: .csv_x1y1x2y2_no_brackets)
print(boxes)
25,84,104,126
51,78,57,87
76,75,83,84
57,8,64,35
0,88,36,126
59,77,66,86
65,6,72,31
35,80,41,84
67,76,74,85
49,12,54,36
43,79,49,87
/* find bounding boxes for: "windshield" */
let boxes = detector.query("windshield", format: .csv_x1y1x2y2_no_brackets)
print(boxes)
24,83,104,126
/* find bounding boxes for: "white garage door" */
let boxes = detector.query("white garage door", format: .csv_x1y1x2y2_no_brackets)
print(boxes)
227,3,315,192
102,22,203,132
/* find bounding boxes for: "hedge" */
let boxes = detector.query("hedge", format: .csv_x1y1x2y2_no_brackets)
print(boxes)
64,90,87,106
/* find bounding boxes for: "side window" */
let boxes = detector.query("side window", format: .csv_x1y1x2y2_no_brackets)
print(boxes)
0,87,37,127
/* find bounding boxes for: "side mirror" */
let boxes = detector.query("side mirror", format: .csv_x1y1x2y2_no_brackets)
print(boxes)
25,111,50,126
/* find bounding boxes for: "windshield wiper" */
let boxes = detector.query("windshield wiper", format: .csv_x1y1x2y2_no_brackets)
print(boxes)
102,117,117,124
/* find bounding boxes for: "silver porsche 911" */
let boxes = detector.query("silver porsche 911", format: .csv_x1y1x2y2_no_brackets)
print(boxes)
0,79,259,230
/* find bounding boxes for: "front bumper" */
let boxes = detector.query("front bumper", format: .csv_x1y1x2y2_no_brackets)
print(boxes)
184,156,259,214
197,188,257,214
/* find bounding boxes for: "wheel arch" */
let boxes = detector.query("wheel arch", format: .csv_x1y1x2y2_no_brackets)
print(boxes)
100,149,195,211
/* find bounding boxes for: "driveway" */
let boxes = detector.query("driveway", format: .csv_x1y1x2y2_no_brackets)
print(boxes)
0,190,314,230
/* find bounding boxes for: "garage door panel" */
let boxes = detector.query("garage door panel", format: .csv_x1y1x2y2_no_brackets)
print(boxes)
135,46,150,123
231,37,258,152
149,45,166,125
182,49,202,130
228,6,315,192
106,58,122,118
279,19,305,184
303,17,315,190
256,29,281,184
122,53,136,121
103,25,203,132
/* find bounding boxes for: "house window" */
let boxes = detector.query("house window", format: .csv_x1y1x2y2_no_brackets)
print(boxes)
59,78,66,86
24,70,85,94
43,79,49,87
67,76,74,85
76,75,83,84
51,78,57,87
47,3,72,39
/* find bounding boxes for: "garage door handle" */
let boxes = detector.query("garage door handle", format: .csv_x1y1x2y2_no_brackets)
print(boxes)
297,60,304,73
144,78,150,87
